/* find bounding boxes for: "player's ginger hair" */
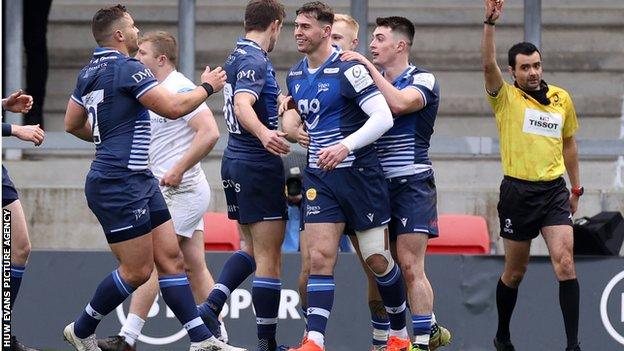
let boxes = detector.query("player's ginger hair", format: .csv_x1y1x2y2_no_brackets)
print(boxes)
334,13,359,37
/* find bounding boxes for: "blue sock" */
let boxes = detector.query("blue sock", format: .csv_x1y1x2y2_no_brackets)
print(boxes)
412,314,432,346
10,265,25,309
202,250,255,315
371,314,390,346
375,264,407,332
74,269,135,338
306,275,335,339
159,274,211,342
300,305,308,332
253,277,281,341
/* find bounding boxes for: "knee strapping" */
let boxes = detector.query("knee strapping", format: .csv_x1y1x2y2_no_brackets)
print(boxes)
355,226,395,276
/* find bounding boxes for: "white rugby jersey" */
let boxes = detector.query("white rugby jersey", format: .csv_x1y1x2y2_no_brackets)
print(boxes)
148,70,208,187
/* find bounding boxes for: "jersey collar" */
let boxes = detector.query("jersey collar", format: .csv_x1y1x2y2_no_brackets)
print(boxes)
383,64,417,86
93,47,123,57
236,37,266,55
302,45,341,75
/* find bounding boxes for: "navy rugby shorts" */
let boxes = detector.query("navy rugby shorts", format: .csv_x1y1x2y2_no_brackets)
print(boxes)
85,169,170,243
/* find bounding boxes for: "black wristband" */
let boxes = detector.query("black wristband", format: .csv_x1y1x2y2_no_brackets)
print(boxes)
484,20,496,26
201,82,214,97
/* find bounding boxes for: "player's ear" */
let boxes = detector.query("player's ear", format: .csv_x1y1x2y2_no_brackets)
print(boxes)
352,38,359,51
508,66,515,79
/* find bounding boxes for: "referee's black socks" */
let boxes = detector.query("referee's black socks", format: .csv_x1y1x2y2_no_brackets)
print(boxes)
559,278,580,348
495,278,518,343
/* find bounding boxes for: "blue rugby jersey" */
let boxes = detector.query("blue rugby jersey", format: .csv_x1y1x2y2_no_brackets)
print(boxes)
71,47,158,172
286,47,383,168
222,38,281,161
374,65,440,178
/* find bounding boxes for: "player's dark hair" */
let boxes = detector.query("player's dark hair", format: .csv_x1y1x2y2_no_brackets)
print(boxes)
92,4,128,46
296,1,334,25
139,31,178,66
508,42,541,69
375,16,415,46
245,0,286,33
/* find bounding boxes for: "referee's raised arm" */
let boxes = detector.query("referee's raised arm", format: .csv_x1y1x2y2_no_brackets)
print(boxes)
481,0,505,95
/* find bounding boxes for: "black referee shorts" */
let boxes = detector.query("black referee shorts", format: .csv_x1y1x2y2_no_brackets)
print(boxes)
497,176,573,241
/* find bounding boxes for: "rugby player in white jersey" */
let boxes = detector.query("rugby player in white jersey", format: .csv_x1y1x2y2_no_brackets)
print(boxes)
96,30,224,351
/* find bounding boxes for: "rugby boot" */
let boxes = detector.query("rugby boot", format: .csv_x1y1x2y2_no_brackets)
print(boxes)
63,322,103,351
411,344,429,351
189,337,247,351
493,338,515,351
371,344,387,351
565,344,581,351
97,335,135,351
287,339,324,351
10,336,41,351
387,336,413,351
198,305,223,340
429,323,451,350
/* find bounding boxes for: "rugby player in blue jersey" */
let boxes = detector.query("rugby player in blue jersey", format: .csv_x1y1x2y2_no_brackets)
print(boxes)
2,90,43,351
341,16,450,351
195,2,289,351
279,2,410,350
62,5,243,351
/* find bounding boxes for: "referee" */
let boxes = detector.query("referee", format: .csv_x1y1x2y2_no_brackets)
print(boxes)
482,1,582,351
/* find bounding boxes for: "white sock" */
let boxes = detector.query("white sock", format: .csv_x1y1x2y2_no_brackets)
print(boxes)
389,327,409,339
414,333,431,345
307,331,325,348
119,313,145,347
431,312,437,325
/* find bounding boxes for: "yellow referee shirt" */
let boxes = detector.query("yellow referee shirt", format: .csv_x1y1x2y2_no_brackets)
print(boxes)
486,81,578,181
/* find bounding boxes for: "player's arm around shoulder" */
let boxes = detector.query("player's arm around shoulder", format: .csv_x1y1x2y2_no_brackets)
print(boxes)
341,51,424,116
139,66,226,119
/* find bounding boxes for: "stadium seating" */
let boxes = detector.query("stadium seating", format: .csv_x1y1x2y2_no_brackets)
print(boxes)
427,214,490,254
203,212,241,251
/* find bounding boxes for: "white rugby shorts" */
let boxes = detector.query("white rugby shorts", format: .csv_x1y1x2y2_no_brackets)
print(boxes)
161,177,211,238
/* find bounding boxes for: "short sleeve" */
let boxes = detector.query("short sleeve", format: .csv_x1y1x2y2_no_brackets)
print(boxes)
233,55,267,100
176,86,208,122
118,59,159,99
486,81,512,117
562,92,579,138
406,72,438,107
71,71,86,107
340,63,381,106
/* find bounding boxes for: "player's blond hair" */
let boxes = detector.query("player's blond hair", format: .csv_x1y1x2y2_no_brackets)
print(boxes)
334,13,359,37
139,31,178,66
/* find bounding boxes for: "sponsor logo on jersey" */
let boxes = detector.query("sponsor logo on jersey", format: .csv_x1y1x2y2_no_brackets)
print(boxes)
131,68,155,84
235,48,247,55
305,115,320,131
317,82,330,93
306,188,317,201
289,70,303,77
522,108,563,138
344,64,374,93
412,73,436,90
323,67,339,74
295,84,301,93
237,69,256,82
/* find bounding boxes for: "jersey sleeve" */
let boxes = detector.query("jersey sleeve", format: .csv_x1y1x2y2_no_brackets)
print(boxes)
340,63,381,107
118,59,159,99
233,55,267,100
176,86,208,122
406,72,439,107
561,91,579,138
486,81,512,119
70,71,86,107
